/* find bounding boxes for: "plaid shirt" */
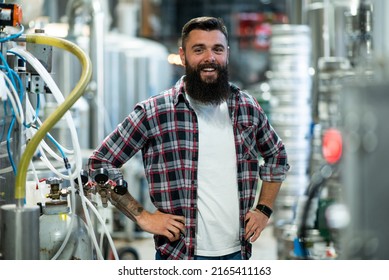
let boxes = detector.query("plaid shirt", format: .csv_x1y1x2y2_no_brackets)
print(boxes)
88,76,289,260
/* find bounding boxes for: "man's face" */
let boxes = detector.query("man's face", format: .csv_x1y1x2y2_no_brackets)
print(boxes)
179,29,230,104
180,29,229,82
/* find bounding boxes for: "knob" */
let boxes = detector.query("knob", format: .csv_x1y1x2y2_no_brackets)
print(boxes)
114,179,128,195
93,168,109,184
74,169,89,186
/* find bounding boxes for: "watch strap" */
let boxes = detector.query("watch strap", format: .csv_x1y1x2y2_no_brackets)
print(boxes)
256,204,273,218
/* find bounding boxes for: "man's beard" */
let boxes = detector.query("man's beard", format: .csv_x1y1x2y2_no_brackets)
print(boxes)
184,62,230,105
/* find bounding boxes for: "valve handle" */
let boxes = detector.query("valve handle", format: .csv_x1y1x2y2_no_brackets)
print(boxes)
93,168,109,184
114,179,128,195
74,169,89,186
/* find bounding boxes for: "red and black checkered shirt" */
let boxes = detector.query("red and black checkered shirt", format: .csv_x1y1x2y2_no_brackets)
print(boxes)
88,76,289,260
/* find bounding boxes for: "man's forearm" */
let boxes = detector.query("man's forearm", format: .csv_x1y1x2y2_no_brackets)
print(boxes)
109,191,144,222
257,181,282,208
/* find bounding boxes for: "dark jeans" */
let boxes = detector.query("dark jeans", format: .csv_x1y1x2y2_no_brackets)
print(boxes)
155,250,242,260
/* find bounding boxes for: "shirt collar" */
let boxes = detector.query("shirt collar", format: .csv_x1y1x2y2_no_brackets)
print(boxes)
173,76,187,106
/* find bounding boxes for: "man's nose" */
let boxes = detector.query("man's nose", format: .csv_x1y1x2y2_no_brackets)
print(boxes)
204,50,216,63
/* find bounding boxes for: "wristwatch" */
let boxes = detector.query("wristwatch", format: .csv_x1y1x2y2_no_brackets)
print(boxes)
256,204,273,218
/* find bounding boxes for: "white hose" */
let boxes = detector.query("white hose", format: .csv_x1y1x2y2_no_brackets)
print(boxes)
24,96,72,178
25,95,74,159
28,162,48,204
24,100,67,178
11,46,82,180
81,195,119,260
12,40,117,261
76,172,105,260
26,99,75,156
99,207,108,250
9,47,104,259
0,71,24,124
0,166,13,174
51,169,77,260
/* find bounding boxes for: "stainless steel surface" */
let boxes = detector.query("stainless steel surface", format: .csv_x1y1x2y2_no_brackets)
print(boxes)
66,0,108,148
0,204,40,260
340,81,389,259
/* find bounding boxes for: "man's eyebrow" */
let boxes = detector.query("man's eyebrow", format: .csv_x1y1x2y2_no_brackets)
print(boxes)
190,43,226,49
214,43,226,49
191,43,206,49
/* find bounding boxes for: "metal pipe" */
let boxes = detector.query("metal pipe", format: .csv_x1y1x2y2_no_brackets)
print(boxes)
66,0,107,148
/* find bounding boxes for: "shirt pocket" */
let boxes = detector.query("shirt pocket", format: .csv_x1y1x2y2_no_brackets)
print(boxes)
236,124,259,160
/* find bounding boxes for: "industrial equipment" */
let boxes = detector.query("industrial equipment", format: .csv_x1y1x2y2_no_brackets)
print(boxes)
270,0,382,260
0,3,115,260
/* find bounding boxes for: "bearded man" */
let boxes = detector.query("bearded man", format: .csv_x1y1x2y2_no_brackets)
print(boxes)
88,16,289,260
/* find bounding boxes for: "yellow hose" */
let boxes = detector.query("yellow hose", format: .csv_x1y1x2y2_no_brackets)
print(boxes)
14,34,92,202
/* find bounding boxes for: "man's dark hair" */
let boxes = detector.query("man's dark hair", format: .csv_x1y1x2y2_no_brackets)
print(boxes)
181,17,228,50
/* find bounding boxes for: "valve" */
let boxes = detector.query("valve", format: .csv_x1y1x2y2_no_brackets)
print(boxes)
93,168,109,184
46,177,67,200
74,169,90,186
74,169,94,199
92,168,110,208
114,179,128,195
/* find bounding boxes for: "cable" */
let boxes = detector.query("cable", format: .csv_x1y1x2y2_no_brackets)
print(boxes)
0,24,24,43
6,117,17,173
0,103,6,141
6,34,113,259
81,195,119,260
76,173,105,260
0,71,24,124
24,95,76,181
0,166,13,174
51,168,77,260
0,51,16,87
14,34,92,205
11,47,82,180
298,164,334,259
14,44,109,259
25,95,74,160
27,162,47,204
0,45,25,175
8,30,115,261
99,208,108,252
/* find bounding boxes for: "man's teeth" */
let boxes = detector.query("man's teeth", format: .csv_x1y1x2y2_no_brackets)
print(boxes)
203,68,215,72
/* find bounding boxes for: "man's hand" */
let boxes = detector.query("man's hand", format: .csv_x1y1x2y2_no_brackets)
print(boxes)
136,210,186,242
244,210,269,242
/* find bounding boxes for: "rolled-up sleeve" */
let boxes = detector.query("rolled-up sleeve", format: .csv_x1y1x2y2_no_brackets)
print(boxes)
88,105,149,181
257,119,290,182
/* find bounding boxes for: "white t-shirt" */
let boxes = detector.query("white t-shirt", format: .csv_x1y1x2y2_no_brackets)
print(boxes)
187,96,240,257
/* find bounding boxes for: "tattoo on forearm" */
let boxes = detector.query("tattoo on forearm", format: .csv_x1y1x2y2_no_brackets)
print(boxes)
113,193,144,222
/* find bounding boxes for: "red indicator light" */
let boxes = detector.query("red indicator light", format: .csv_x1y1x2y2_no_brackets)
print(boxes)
322,128,342,164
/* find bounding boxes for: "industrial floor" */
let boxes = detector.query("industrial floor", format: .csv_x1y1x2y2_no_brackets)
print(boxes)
117,224,277,260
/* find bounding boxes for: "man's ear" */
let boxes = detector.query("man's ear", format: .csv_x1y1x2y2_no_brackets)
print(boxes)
179,47,186,66
227,46,230,64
